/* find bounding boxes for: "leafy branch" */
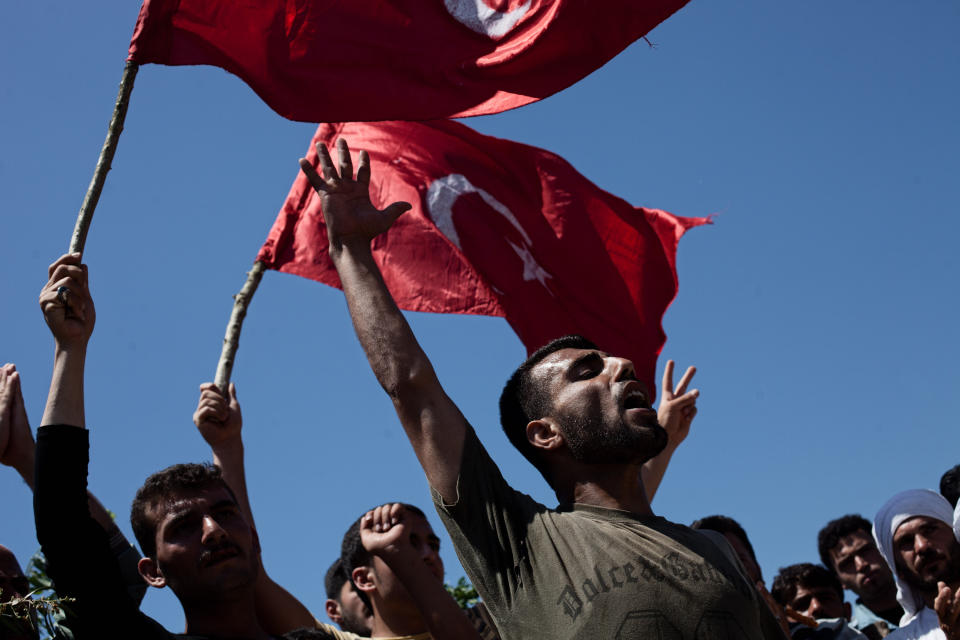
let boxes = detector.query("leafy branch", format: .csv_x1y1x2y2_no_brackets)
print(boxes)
445,576,480,609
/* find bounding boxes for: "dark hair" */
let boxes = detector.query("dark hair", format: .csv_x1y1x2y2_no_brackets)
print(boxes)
340,503,427,608
130,462,237,559
498,335,600,486
940,464,960,508
770,563,843,607
325,558,349,602
816,514,873,574
690,515,759,568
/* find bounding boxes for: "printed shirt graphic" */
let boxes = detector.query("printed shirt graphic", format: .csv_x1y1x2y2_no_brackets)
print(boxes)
434,429,786,640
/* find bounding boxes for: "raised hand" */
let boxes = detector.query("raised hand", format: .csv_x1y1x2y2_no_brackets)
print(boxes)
935,581,960,639
657,360,699,447
0,364,35,481
193,382,242,450
360,503,414,559
299,138,411,249
38,253,95,350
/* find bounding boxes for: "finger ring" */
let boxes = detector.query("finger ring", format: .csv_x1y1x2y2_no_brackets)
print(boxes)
56,286,69,305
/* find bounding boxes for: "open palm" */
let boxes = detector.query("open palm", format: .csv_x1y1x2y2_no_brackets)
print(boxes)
299,138,411,247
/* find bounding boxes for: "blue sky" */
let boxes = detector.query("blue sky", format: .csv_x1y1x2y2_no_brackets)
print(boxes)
1,0,958,630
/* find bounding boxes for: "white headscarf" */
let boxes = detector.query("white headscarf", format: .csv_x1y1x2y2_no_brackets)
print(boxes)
954,499,960,543
872,489,957,624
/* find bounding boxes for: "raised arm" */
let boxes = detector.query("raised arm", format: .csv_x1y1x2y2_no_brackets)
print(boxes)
38,253,94,429
361,504,481,640
642,360,698,502
3,362,117,529
3,362,146,604
300,139,468,502
0,364,36,488
35,254,151,634
193,383,253,522
192,382,317,632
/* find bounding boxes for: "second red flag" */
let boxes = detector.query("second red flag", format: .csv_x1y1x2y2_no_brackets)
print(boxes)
258,121,709,398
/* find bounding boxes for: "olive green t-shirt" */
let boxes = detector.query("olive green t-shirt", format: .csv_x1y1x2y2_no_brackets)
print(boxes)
434,429,785,640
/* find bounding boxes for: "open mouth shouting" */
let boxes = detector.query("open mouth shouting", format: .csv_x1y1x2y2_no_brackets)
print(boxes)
621,381,655,419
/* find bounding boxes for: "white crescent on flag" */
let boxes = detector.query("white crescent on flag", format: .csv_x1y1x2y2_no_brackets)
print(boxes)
425,173,553,289
443,0,533,39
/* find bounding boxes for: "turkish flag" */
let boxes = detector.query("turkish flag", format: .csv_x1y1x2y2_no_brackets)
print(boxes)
128,0,689,122
258,121,709,397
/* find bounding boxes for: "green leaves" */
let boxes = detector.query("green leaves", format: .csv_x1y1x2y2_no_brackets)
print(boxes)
445,575,480,609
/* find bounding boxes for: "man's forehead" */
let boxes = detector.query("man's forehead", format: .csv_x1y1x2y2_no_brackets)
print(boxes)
533,348,607,378
795,583,834,596
894,515,948,535
152,486,236,521
835,530,874,554
406,512,437,537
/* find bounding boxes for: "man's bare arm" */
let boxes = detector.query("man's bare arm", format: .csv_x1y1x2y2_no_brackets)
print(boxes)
193,383,317,632
361,504,482,640
35,254,149,607
642,360,698,502
2,362,134,535
39,253,95,430
300,139,468,501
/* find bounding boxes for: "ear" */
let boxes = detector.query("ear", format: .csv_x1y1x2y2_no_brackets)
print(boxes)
137,556,167,589
325,598,343,626
526,418,564,452
351,565,377,595
843,601,851,621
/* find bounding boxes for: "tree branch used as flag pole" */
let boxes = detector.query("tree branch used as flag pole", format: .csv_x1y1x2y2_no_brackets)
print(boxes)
215,260,265,392
69,61,139,254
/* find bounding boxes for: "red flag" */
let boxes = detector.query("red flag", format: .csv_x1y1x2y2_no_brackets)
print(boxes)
258,121,709,397
128,0,689,122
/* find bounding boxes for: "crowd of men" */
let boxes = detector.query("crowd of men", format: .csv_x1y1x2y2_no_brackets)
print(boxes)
2,139,959,639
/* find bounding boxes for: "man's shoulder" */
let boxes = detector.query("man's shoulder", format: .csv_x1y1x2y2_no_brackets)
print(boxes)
433,425,545,512
850,600,897,634
885,607,941,640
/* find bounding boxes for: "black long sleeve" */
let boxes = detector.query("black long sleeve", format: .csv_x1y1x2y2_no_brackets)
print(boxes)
34,425,168,639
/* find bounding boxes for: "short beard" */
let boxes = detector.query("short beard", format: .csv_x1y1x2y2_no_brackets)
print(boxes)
338,609,372,637
899,545,960,594
561,413,667,465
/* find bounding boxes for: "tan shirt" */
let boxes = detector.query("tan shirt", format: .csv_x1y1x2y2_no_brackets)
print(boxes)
311,620,431,640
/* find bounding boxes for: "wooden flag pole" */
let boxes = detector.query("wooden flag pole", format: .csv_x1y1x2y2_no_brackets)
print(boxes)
214,260,266,392
70,61,139,254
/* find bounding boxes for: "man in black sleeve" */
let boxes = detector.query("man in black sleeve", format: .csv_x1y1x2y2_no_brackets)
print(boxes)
32,253,324,640
817,514,901,636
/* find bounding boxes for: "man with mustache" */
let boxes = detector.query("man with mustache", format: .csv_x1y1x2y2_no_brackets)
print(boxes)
873,490,960,640
298,138,785,639
34,254,481,640
192,385,488,640
770,563,869,640
819,514,903,636
33,253,329,639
